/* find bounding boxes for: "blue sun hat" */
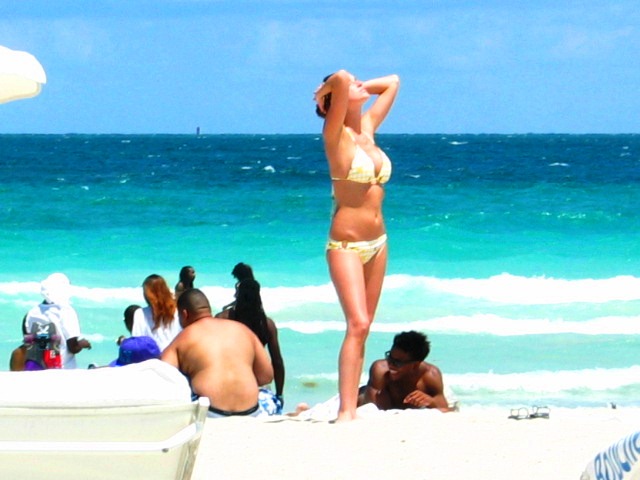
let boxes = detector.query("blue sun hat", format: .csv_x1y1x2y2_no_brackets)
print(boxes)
109,336,161,367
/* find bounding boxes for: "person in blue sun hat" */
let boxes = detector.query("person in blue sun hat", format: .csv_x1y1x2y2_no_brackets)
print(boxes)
109,336,160,367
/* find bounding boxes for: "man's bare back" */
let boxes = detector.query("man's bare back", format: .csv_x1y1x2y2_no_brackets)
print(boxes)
161,289,273,414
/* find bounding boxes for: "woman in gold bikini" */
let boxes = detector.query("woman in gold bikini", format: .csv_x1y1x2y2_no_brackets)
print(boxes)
314,70,400,421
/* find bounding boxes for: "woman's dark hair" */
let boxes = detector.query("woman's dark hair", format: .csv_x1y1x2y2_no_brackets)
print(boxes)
231,262,254,282
178,266,195,288
315,73,333,119
232,279,269,345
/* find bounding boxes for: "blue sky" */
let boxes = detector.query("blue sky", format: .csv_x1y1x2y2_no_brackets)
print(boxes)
1,1,638,134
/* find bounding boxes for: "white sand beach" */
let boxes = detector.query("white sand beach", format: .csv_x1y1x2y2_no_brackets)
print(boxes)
192,406,640,480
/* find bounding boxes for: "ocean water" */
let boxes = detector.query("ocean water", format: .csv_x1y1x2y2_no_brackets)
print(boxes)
1,133,639,410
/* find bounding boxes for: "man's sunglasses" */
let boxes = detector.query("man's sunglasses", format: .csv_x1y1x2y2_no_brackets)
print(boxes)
385,350,415,368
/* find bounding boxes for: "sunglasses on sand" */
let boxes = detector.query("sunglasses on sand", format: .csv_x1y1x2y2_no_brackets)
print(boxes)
385,351,416,368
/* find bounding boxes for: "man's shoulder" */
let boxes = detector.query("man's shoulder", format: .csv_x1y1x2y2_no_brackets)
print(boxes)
420,362,445,384
369,358,390,376
191,317,251,335
25,304,42,317
26,303,58,320
371,358,387,367
423,361,443,374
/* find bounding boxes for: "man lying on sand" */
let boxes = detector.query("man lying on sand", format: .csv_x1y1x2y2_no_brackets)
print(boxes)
357,330,453,412
292,330,453,419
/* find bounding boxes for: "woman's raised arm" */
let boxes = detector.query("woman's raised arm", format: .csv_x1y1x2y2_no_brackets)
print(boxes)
363,74,400,133
314,70,351,146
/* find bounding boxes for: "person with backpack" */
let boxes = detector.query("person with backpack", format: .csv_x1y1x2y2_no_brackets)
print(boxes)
23,273,91,369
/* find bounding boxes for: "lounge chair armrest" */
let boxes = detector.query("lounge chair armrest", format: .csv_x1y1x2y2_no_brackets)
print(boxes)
0,423,200,453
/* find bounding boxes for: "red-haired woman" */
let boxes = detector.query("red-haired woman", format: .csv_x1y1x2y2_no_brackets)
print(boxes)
132,274,181,351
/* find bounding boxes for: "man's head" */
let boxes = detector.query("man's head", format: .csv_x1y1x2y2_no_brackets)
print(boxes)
177,288,212,328
40,273,71,305
122,304,140,334
385,331,431,374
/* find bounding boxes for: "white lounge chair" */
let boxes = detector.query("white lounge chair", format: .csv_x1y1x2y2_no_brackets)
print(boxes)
0,359,209,480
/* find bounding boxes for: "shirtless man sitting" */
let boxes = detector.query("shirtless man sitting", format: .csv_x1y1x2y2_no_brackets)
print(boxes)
358,331,452,412
161,288,273,418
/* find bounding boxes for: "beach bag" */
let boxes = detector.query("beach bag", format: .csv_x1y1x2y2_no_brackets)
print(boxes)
23,321,62,370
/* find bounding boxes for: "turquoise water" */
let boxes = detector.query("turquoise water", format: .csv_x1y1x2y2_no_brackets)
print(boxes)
1,133,639,409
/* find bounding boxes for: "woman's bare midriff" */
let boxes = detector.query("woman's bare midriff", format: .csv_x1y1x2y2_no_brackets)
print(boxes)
330,181,386,241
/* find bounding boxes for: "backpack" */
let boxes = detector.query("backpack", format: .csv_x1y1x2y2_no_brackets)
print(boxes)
24,321,62,369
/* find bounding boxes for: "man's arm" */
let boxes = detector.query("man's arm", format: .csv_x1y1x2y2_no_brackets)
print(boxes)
252,334,274,387
360,360,390,409
66,337,91,354
403,364,451,412
160,342,179,369
9,346,26,371
62,307,90,354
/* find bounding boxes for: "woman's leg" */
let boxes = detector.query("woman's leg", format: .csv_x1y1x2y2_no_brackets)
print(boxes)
363,243,388,320
328,244,387,421
328,249,368,421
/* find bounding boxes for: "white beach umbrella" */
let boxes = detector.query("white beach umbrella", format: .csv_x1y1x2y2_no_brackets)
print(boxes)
0,45,47,104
